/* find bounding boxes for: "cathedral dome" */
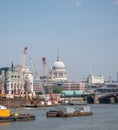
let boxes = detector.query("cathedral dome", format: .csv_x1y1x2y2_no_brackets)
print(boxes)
53,61,65,69
51,54,68,81
52,55,65,69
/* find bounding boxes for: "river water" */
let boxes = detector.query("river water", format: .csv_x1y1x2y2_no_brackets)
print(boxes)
0,104,118,130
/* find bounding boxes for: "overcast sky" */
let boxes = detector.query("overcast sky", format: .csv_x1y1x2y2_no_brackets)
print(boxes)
0,0,118,82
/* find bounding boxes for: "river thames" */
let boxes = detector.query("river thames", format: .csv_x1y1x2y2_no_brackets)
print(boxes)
0,104,117,130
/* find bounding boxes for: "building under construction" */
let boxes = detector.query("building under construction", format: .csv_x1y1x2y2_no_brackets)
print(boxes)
0,47,34,98
0,47,86,106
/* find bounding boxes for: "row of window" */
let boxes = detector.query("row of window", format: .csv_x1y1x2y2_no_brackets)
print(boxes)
54,73,66,78
11,75,20,78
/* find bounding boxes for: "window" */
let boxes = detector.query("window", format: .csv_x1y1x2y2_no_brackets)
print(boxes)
54,73,57,77
59,73,63,77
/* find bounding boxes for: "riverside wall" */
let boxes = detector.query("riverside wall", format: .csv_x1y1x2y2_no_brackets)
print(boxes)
0,97,27,108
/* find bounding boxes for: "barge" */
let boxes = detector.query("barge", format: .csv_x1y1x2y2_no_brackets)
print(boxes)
0,105,35,122
46,106,93,117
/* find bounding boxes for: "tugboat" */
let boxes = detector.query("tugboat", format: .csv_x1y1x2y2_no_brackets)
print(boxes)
0,105,35,122
46,106,93,117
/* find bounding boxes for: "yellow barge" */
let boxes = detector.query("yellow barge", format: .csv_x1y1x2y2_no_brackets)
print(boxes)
0,105,35,122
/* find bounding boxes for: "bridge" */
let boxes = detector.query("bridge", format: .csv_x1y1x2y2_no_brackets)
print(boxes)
86,88,118,104
60,88,118,104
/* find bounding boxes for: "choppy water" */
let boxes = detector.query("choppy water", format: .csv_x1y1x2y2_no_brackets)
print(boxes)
0,104,118,130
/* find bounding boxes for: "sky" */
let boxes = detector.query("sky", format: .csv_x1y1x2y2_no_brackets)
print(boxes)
0,0,118,82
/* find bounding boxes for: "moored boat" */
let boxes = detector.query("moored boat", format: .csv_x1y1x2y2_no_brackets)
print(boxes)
67,100,87,105
0,105,35,122
46,106,93,117
21,103,38,108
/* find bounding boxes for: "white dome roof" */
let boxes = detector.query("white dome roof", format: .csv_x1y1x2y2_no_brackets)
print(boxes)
52,55,65,69
53,61,65,69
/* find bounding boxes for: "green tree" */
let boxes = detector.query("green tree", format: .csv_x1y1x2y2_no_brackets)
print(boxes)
53,87,63,94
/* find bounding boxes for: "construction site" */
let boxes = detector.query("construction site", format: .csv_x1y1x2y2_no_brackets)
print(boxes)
0,47,85,107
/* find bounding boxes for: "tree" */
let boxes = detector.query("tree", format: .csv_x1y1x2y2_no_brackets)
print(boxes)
53,87,63,94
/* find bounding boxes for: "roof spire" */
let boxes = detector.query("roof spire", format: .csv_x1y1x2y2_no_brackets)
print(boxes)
11,61,14,72
57,51,61,61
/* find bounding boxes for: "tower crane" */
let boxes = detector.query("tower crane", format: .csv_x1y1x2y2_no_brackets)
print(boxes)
42,57,54,101
19,47,29,98
20,47,33,100
29,55,46,97
21,47,28,71
29,55,40,80
42,57,50,81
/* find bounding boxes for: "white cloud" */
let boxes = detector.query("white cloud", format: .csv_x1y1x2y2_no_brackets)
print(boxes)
75,1,82,8
112,0,118,5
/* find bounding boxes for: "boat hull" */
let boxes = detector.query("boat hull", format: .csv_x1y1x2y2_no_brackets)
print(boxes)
46,110,93,117
0,114,35,122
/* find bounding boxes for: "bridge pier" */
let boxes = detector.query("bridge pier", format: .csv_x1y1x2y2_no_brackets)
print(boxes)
83,97,88,104
84,99,88,104
94,97,99,104
110,97,115,104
